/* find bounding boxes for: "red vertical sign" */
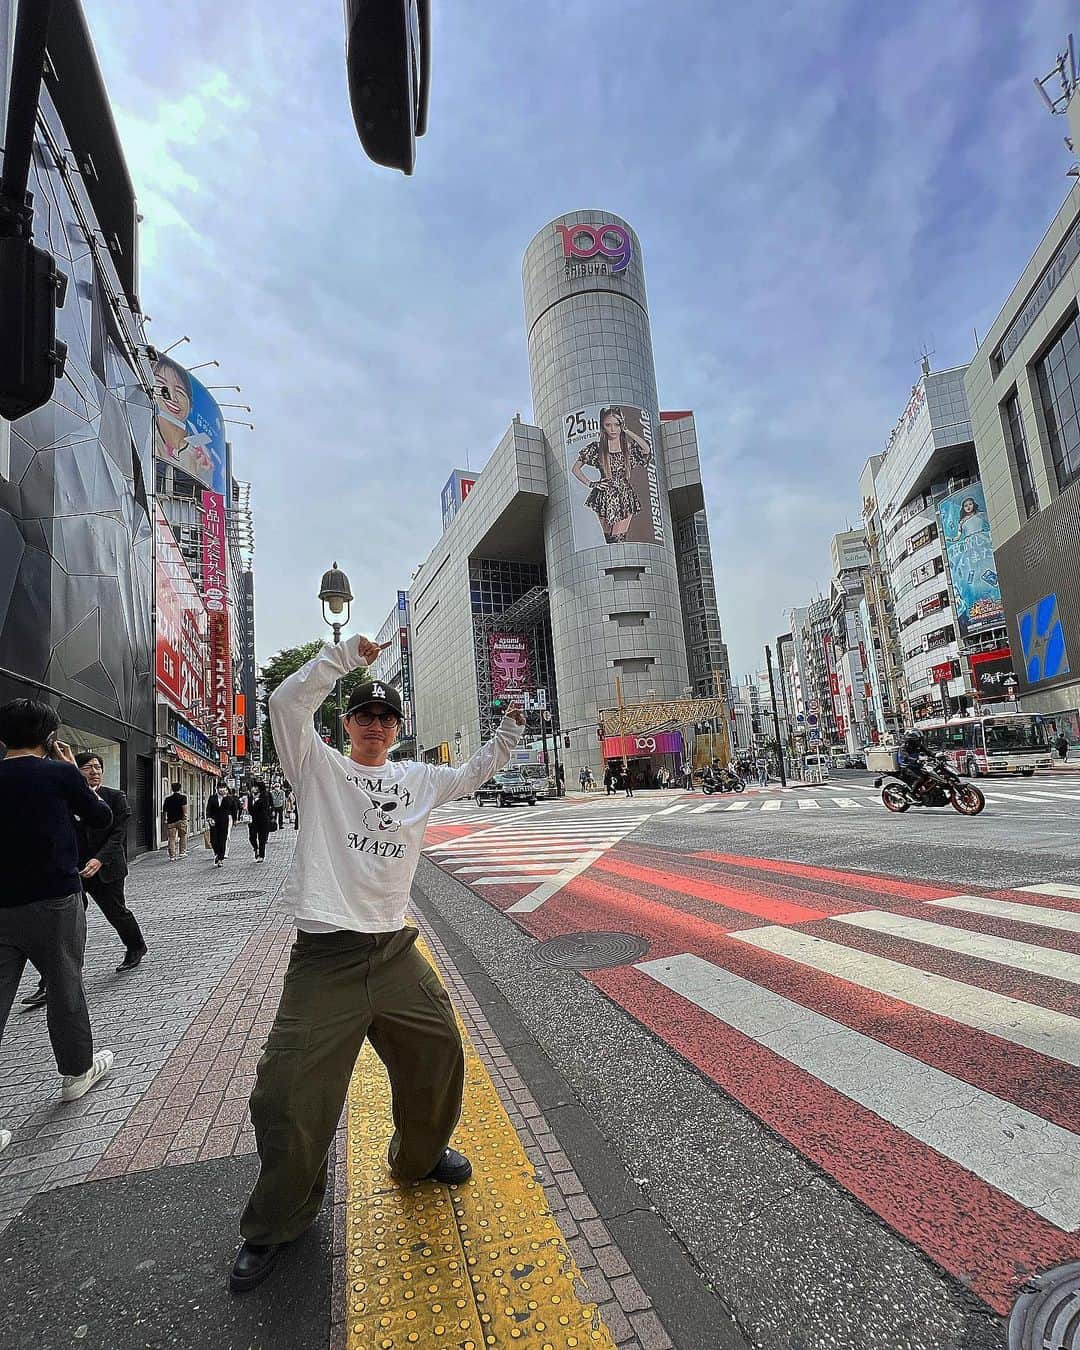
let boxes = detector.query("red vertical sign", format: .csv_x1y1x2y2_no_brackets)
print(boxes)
201,489,232,757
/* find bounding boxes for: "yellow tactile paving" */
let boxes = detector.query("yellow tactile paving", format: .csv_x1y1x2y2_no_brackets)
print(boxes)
344,939,616,1350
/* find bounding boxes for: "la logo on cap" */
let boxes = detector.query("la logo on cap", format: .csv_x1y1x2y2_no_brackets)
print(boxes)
372,683,386,700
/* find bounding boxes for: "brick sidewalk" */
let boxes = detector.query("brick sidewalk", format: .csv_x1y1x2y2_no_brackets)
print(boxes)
0,823,295,1229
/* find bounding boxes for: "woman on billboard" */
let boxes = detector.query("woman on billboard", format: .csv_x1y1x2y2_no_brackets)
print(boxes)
571,406,653,543
955,496,989,537
153,355,216,487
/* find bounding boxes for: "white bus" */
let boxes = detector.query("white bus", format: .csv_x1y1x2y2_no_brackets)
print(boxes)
914,713,1053,777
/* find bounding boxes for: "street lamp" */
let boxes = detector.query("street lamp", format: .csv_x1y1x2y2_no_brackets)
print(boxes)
318,562,353,752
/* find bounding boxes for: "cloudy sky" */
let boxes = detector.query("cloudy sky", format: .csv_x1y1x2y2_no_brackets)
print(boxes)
88,0,1075,677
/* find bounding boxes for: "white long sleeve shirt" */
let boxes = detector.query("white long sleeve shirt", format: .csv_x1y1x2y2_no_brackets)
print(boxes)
268,635,523,932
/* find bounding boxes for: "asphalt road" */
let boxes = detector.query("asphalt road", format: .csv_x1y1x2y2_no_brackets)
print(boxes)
416,773,1080,1350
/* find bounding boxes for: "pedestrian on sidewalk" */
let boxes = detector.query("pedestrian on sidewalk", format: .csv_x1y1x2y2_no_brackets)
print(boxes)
270,783,286,830
0,700,115,1150
74,753,147,971
604,765,615,795
682,760,694,790
620,767,634,798
247,781,273,861
230,634,526,1293
206,781,240,867
1056,732,1069,762
756,755,768,788
162,780,189,859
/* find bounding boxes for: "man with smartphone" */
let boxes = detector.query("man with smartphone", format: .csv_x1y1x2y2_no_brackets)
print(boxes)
0,700,117,1152
230,633,525,1292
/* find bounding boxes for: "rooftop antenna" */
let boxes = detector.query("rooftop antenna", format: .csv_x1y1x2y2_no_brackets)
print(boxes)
919,344,934,377
1034,34,1080,174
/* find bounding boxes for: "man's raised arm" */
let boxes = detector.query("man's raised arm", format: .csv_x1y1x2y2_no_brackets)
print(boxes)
428,711,526,807
268,635,383,781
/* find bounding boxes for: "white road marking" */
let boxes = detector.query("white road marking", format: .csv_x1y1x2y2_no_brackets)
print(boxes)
689,803,715,813
723,801,751,811
761,800,781,812
1021,883,1080,901
833,799,862,809
506,849,608,912
833,910,1080,985
730,924,1080,1067
635,952,1080,1230
928,895,1080,934
453,863,562,875
797,799,821,810
657,803,691,815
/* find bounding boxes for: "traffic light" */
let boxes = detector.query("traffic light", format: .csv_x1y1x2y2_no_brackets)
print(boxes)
563,734,570,749
345,0,431,174
0,233,68,420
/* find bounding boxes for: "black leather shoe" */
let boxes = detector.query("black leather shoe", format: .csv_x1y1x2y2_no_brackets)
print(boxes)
229,1241,281,1293
117,948,146,971
424,1147,473,1184
19,986,47,1011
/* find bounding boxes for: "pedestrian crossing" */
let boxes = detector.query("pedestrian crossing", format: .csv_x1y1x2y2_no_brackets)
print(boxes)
511,846,1080,1315
424,811,651,913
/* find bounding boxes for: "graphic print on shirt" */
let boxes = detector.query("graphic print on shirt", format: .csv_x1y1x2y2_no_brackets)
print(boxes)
347,796,408,859
363,800,402,834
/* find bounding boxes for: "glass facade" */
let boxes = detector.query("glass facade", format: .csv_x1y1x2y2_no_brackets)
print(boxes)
1003,392,1039,520
1035,313,1080,495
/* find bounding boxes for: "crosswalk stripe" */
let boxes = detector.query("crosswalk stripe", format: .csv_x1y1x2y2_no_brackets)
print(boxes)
928,894,1080,934
833,799,861,809
730,924,1080,1067
453,863,562,875
635,952,1080,1231
657,803,690,815
761,800,781,812
797,799,821,810
833,910,1080,985
1021,882,1080,901
689,803,714,813
506,849,608,912
471,874,566,885
723,801,751,811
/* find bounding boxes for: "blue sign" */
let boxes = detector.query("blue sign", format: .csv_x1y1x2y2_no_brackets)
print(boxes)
170,711,215,763
153,357,228,496
937,484,1004,637
1018,593,1070,685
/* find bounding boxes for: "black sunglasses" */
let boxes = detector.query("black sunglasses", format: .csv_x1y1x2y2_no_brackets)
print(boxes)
346,709,400,728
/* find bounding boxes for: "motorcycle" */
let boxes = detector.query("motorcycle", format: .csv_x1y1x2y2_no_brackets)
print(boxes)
702,768,746,795
874,753,985,816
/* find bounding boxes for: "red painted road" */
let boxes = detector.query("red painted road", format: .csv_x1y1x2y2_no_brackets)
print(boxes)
423,824,1080,1316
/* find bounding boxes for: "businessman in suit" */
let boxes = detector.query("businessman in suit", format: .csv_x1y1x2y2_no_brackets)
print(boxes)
75,753,147,971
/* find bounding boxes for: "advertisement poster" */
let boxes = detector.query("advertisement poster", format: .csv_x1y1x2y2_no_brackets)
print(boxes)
154,504,208,726
937,484,1004,637
489,633,532,698
969,647,1014,700
153,357,228,494
563,404,663,550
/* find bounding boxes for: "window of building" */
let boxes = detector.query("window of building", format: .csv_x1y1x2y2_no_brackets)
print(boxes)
1002,392,1039,519
1035,312,1080,495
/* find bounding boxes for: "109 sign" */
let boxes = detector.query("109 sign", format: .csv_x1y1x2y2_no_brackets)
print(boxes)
557,223,632,275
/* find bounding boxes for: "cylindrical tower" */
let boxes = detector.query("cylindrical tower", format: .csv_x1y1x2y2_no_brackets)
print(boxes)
523,211,690,771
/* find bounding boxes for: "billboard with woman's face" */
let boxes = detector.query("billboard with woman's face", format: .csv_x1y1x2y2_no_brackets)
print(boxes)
937,483,1004,637
564,404,663,551
153,356,228,495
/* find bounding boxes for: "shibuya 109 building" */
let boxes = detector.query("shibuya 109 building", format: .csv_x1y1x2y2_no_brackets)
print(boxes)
409,212,731,784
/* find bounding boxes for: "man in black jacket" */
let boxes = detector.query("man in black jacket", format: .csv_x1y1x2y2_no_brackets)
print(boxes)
206,781,241,867
75,753,147,971
0,701,116,1150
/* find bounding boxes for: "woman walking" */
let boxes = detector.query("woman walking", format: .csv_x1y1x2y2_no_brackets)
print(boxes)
247,781,273,861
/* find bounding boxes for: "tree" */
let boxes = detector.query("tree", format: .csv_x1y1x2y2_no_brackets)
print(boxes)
260,640,369,765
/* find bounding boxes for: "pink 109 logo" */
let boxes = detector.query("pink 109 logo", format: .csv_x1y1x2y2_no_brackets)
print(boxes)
557,223,632,275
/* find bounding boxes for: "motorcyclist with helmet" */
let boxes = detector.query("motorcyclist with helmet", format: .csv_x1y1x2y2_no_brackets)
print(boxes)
896,731,933,799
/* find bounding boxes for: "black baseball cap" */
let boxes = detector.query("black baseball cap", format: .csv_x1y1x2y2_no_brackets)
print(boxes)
344,681,403,719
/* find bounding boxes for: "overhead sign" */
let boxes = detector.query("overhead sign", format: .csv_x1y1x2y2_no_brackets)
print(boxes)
602,732,683,758
440,469,477,533
970,647,1014,700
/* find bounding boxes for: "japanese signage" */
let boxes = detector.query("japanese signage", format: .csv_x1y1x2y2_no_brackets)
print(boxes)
563,403,662,551
234,692,246,759
931,659,957,685
168,709,214,764
154,504,208,727
970,647,1014,700
201,490,228,614
208,610,232,757
489,633,532,696
937,484,1004,637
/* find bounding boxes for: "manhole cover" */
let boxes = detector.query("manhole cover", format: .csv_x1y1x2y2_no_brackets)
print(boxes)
210,890,266,902
533,932,649,970
1009,1261,1080,1349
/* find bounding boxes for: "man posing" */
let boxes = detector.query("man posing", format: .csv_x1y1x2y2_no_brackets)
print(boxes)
75,753,147,971
0,701,116,1150
230,634,524,1292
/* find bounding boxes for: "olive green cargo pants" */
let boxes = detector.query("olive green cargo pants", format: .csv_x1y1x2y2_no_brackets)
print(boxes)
239,924,464,1246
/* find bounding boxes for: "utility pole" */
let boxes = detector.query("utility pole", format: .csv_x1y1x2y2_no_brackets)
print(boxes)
765,644,788,787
